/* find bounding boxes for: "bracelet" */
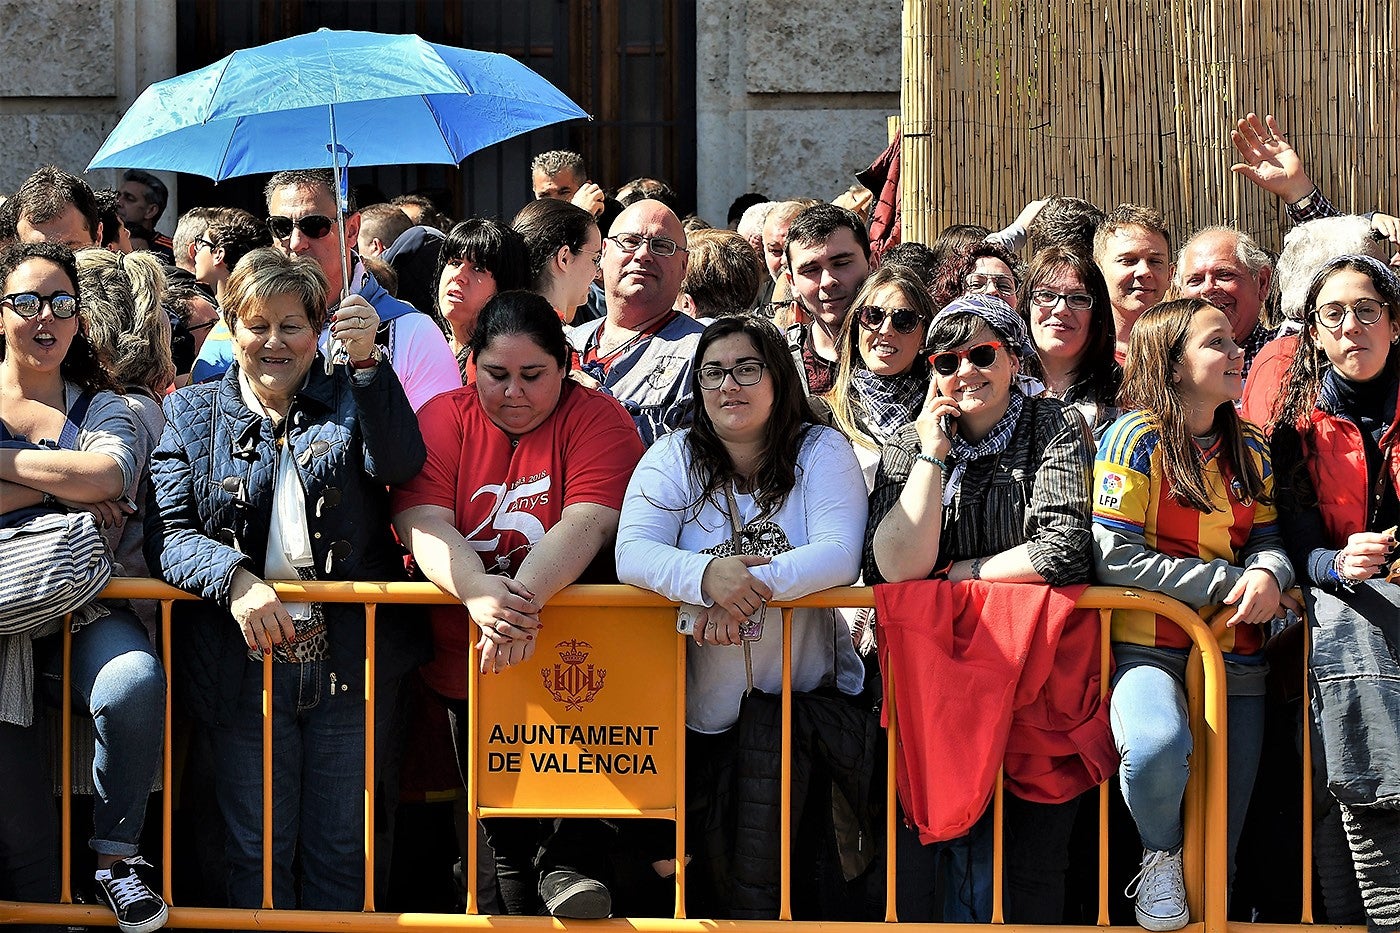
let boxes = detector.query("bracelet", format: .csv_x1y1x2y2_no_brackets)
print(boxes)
969,556,985,581
1332,550,1352,586
915,451,949,472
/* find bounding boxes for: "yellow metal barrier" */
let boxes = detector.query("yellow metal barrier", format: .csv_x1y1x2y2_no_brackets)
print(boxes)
1,580,1254,932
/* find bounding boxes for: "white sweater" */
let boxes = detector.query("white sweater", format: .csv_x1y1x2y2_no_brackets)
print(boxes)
616,426,867,732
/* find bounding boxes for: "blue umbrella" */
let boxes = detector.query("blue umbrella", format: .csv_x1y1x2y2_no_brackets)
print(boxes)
89,28,588,368
88,28,589,180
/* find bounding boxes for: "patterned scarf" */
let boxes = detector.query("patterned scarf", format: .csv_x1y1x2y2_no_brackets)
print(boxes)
851,369,927,444
943,389,1024,507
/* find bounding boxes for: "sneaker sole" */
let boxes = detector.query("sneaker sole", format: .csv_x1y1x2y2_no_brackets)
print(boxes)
544,881,611,919
1135,902,1189,932
114,900,169,933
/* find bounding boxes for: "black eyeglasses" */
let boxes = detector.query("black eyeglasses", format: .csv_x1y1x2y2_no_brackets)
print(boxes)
607,232,686,257
2,291,79,320
267,214,336,241
1314,298,1388,330
930,341,1003,376
1030,289,1094,311
856,304,926,334
194,236,218,253
697,361,767,390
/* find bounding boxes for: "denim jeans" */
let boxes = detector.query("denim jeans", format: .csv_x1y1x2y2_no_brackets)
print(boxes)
37,607,165,857
209,658,364,910
1110,660,1264,878
896,803,992,921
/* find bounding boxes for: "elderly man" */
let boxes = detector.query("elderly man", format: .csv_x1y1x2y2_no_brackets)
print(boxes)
530,149,604,218
569,199,704,445
117,169,173,257
1174,226,1274,377
192,170,459,408
1094,204,1174,362
7,165,103,249
782,203,872,395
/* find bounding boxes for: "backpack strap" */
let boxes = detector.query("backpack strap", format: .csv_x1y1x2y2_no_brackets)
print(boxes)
57,389,97,450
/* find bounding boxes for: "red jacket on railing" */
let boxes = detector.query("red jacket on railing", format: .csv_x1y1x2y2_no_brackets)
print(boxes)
875,579,1117,844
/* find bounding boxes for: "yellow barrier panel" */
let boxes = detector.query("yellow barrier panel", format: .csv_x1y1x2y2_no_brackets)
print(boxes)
0,579,1277,933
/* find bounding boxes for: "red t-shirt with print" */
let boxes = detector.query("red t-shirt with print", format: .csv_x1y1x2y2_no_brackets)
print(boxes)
393,380,644,699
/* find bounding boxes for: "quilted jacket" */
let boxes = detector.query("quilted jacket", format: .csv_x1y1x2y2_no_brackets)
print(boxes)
144,359,428,725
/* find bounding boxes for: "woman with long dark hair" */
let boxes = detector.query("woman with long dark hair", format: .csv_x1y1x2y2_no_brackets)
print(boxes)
512,198,602,324
1270,256,1400,931
616,315,867,917
433,218,530,380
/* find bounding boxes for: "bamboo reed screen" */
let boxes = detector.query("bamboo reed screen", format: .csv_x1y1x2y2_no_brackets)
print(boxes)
899,0,1399,254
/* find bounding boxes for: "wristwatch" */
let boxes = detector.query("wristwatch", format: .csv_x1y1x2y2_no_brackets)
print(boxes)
350,344,385,369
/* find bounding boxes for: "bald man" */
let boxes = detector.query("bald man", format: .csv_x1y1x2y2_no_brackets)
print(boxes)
568,200,704,445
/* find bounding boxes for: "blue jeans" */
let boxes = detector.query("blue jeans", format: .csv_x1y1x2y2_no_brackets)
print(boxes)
209,658,364,910
896,804,992,921
1110,661,1264,877
39,608,166,857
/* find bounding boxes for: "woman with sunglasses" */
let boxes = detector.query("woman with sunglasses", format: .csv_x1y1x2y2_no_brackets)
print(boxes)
616,315,867,918
512,198,603,325
1018,247,1122,436
1092,298,1295,932
865,293,1095,923
0,242,168,933
433,218,530,382
1269,256,1400,931
824,265,933,486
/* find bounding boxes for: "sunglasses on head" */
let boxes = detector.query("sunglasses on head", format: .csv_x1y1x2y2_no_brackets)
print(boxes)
266,214,336,241
2,291,79,320
929,341,1004,376
856,304,926,334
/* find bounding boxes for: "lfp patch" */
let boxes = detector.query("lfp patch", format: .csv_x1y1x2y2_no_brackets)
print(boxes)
1098,471,1126,509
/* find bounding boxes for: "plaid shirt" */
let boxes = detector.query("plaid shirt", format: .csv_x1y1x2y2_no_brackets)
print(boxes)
1286,186,1340,225
1240,319,1273,380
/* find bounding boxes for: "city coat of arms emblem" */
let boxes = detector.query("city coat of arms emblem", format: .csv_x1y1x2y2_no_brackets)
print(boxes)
542,639,607,710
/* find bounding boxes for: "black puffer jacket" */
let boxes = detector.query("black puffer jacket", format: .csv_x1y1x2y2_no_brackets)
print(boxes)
144,359,427,725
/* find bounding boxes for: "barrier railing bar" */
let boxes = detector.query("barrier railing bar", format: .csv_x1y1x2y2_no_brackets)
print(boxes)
363,603,377,913
161,599,175,908
779,606,794,921
1097,607,1112,927
61,614,73,905
465,612,480,917
991,768,1005,924
473,808,680,819
884,661,899,923
261,651,273,909
673,613,688,919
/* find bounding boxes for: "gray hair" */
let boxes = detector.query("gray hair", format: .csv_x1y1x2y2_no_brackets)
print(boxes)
737,201,779,241
530,150,586,180
1174,225,1272,283
1275,215,1391,321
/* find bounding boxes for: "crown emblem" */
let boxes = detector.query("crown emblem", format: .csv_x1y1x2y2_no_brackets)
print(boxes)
542,639,606,710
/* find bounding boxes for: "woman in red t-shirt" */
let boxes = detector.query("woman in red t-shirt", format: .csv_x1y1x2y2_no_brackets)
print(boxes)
392,290,644,919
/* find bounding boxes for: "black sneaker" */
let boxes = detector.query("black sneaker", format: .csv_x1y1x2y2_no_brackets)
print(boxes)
538,869,611,919
94,856,168,933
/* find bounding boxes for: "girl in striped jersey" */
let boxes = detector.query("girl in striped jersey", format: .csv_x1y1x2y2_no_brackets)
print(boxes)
1091,298,1297,932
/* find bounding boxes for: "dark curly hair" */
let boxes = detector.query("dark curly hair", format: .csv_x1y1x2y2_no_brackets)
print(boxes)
0,241,115,391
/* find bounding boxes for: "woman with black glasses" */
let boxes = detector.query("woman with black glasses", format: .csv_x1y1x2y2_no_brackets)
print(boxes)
864,293,1096,923
823,265,934,487
1017,246,1121,436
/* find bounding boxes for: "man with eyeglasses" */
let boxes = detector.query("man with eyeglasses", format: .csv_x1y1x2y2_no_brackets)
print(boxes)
782,204,872,395
1174,227,1274,384
568,199,704,446
183,207,276,384
262,168,459,411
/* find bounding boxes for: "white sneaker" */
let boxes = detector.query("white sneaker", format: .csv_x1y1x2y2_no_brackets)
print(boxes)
1125,848,1189,932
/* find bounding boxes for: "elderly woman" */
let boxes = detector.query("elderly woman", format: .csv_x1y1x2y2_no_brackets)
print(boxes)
512,198,603,324
0,242,167,933
865,294,1095,924
393,290,644,919
1017,246,1121,435
1270,256,1400,932
145,248,425,911
616,315,867,918
434,218,530,381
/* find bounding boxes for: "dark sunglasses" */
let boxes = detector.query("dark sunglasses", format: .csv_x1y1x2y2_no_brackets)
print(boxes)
2,291,79,320
266,214,336,241
930,341,1004,376
856,304,926,335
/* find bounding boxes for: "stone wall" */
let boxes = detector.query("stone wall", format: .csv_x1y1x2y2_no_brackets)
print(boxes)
694,0,900,225
0,0,178,233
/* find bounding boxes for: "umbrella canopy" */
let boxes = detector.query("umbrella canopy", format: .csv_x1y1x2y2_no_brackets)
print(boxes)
88,28,589,180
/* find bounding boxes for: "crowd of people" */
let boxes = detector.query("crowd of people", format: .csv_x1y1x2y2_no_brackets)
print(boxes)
1,108,1398,933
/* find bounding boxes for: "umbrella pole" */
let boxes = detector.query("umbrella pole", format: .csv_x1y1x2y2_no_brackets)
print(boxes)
326,103,352,373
